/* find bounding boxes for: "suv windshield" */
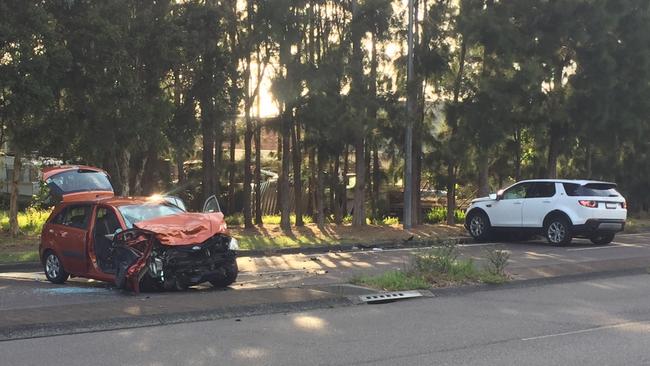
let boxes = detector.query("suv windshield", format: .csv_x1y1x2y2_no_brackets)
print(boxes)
118,204,183,228
563,183,620,197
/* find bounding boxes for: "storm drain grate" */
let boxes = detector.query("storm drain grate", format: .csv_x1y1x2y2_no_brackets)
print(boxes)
359,290,423,304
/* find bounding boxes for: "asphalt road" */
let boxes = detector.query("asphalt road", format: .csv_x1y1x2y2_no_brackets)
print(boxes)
2,272,649,365
2,232,650,311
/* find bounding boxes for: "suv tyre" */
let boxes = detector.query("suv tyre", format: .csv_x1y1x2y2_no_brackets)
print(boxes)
467,211,491,242
545,216,573,245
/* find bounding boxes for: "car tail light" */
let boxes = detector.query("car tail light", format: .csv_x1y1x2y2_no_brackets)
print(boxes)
579,200,598,208
622,201,627,209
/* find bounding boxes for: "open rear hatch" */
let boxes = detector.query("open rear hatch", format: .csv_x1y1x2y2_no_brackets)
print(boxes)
43,165,114,202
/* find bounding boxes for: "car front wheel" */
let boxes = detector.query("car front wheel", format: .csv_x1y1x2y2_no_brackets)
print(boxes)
590,233,615,245
209,260,238,288
467,212,491,242
545,217,572,245
44,251,69,284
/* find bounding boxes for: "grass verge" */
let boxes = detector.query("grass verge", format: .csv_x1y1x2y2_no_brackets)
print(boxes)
351,241,510,291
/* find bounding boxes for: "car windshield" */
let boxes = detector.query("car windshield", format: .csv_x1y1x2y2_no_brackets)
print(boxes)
46,170,113,195
118,203,184,228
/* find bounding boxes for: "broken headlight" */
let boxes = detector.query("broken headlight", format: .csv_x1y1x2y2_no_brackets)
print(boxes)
228,237,239,251
149,257,164,278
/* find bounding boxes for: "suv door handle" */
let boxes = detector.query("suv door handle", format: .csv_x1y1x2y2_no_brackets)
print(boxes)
513,202,522,205
543,200,551,203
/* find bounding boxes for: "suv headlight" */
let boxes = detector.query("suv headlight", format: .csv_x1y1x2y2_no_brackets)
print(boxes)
228,237,239,251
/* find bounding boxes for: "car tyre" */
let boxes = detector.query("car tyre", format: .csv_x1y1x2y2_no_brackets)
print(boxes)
590,233,615,245
43,251,69,284
545,216,572,245
467,211,491,242
209,260,238,288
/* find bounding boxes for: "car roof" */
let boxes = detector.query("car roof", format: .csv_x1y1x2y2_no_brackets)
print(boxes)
517,179,616,186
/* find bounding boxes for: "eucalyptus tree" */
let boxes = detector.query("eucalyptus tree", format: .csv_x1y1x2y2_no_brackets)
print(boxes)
0,0,62,236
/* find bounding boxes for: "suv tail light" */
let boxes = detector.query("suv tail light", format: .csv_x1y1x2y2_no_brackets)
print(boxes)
579,200,598,208
622,201,627,209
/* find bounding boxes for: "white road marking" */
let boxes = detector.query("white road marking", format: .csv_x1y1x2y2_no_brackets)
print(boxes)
566,243,633,251
618,232,650,237
521,321,650,341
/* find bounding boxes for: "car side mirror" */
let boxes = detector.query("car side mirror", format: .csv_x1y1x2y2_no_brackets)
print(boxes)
496,190,504,200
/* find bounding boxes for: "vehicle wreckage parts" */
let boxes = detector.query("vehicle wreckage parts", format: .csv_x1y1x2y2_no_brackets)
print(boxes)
111,229,238,293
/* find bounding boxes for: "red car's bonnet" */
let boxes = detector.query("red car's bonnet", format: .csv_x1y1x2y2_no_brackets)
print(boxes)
133,212,228,245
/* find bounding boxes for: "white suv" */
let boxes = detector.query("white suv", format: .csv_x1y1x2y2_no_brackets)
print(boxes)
465,180,627,245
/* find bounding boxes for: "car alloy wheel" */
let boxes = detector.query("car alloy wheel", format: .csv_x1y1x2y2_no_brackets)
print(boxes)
45,253,61,279
547,221,566,244
469,215,485,238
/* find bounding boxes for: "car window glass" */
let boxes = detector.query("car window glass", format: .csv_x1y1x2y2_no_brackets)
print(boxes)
526,183,556,198
563,183,620,197
52,208,67,225
94,207,122,236
62,205,91,229
503,184,529,199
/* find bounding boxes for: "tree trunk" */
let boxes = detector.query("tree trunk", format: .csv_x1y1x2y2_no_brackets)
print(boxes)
132,154,149,196
176,151,185,184
308,147,316,218
342,145,349,216
333,156,342,224
291,122,303,226
201,99,215,201
477,147,490,197
9,151,22,238
352,139,366,226
446,165,456,225
228,120,236,214
117,150,131,197
585,141,592,179
279,110,292,231
446,38,466,225
514,127,522,181
547,127,559,179
350,0,365,227
315,151,325,228
254,123,263,225
372,145,381,221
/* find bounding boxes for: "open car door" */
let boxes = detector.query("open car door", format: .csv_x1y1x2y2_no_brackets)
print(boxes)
202,195,222,213
43,166,114,203
112,229,157,294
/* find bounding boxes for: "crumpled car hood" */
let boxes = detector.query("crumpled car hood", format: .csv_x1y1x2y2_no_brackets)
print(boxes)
134,212,228,245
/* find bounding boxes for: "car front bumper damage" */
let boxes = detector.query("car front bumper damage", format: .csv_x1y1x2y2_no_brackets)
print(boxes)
112,229,238,293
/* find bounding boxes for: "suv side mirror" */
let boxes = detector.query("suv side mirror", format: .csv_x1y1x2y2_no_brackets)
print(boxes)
496,190,504,200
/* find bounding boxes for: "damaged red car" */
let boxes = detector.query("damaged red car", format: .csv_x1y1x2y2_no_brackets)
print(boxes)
39,165,238,292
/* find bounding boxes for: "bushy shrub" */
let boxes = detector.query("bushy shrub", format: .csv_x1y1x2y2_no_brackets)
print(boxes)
380,216,400,225
484,247,510,275
261,214,313,225
424,207,466,224
412,240,460,274
0,207,52,236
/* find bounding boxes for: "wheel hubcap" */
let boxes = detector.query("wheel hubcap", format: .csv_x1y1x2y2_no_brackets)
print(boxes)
548,222,566,243
45,254,60,279
470,216,485,237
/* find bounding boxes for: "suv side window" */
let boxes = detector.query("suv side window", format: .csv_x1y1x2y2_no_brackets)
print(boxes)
526,183,556,198
61,205,92,230
503,183,530,200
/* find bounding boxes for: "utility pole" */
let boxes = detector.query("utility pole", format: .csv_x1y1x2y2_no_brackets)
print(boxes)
404,0,415,229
